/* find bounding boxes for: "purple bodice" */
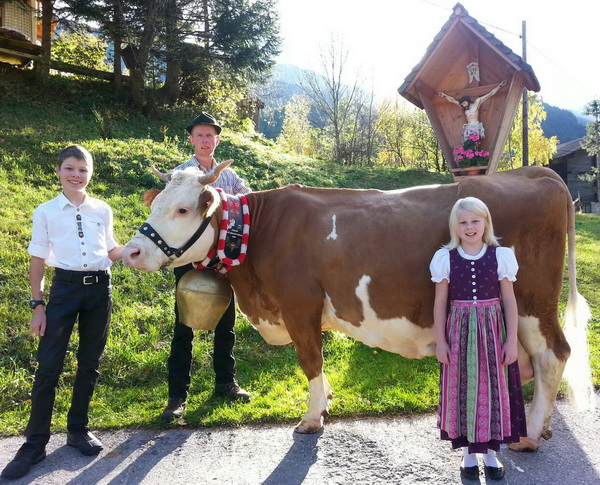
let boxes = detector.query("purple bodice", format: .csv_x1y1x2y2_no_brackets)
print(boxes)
448,246,499,301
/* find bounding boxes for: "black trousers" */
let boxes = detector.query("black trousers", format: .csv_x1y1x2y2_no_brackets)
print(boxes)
167,264,236,400
24,269,112,448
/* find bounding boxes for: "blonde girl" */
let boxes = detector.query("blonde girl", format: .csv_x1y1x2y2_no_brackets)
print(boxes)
430,197,526,481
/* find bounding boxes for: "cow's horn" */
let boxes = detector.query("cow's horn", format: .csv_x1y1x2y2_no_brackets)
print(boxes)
150,164,171,182
198,159,234,186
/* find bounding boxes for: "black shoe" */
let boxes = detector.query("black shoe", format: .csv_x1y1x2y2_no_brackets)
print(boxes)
1,442,46,479
67,429,103,456
484,464,505,480
214,381,251,402
161,397,187,423
460,465,480,480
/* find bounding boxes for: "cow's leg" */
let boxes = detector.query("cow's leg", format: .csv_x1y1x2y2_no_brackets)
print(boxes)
510,317,566,451
293,340,332,433
282,304,331,434
294,371,333,434
517,340,533,383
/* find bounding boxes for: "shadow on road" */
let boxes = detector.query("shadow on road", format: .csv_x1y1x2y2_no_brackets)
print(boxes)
261,429,322,485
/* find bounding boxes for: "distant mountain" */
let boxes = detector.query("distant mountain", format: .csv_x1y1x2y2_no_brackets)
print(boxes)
256,64,305,139
542,103,587,144
258,65,588,144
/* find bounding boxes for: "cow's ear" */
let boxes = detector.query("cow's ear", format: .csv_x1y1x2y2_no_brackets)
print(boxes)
143,189,162,208
199,188,218,217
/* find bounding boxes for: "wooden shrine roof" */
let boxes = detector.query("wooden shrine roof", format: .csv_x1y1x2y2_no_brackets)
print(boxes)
398,3,540,109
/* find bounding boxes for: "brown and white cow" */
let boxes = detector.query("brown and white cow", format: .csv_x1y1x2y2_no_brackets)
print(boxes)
122,164,593,451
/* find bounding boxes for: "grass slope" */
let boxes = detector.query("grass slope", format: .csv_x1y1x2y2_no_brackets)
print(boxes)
0,76,597,435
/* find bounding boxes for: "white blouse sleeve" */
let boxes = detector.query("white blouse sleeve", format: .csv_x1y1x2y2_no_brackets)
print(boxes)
430,248,450,283
496,246,518,282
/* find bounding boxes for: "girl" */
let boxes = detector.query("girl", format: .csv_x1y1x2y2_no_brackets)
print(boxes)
430,197,526,481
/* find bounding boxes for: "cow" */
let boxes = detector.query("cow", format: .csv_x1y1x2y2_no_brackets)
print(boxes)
122,164,593,452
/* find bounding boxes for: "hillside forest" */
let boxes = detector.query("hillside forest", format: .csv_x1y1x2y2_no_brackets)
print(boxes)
10,0,592,173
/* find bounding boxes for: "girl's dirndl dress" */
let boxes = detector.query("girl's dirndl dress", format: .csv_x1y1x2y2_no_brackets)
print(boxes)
430,244,527,453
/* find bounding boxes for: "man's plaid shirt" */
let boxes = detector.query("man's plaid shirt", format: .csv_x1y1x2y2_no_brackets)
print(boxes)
172,156,251,196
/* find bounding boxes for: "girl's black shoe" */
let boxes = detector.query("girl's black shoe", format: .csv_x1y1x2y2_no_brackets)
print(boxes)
484,464,505,480
460,465,480,480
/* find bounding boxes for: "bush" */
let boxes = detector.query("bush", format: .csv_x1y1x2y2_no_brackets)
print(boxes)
51,31,110,73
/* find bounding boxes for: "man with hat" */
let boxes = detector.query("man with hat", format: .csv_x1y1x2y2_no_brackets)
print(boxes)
161,112,251,423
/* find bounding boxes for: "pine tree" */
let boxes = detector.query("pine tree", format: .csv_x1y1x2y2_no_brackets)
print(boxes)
582,100,600,157
62,0,281,108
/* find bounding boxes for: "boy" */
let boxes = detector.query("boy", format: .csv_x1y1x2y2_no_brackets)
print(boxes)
159,112,251,423
1,145,122,479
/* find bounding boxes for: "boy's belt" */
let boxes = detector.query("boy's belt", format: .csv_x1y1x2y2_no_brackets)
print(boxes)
54,268,110,285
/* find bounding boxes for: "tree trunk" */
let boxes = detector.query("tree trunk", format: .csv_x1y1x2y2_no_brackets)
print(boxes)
163,57,181,105
35,0,54,80
131,0,164,109
162,0,181,105
112,1,123,94
192,0,212,104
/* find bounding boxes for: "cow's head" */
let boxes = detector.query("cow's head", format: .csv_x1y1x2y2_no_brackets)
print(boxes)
122,161,231,271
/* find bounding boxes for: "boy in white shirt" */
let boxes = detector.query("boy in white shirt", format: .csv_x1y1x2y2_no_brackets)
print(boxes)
2,145,122,479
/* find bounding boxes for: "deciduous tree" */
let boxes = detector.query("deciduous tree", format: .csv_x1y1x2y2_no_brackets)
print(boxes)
276,94,317,156
51,31,109,72
299,37,372,165
376,104,443,170
500,93,558,169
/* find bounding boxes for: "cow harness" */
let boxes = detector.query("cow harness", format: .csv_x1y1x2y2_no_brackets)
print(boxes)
196,188,250,274
137,189,249,270
138,215,214,261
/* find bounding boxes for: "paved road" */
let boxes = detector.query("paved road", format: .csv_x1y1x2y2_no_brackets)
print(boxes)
1,394,598,484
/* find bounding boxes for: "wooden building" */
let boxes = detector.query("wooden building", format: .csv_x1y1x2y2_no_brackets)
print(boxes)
0,0,41,65
548,138,599,214
398,3,540,180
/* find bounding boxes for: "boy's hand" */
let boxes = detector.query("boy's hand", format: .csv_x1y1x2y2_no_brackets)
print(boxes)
30,307,47,337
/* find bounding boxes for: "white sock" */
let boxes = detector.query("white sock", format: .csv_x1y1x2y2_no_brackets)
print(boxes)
461,447,478,468
482,449,502,468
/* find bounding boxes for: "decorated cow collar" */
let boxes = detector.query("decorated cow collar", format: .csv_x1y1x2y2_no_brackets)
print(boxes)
196,188,250,273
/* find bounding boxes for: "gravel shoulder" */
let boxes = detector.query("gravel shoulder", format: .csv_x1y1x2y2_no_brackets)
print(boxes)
1,394,598,485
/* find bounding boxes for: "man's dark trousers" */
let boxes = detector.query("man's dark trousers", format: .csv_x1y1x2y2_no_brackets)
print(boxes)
167,264,236,400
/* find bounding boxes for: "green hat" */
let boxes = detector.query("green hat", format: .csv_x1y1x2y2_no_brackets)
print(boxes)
186,112,222,134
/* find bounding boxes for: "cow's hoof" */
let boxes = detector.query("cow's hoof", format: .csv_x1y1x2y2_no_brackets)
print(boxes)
509,436,540,452
541,428,553,440
294,418,323,434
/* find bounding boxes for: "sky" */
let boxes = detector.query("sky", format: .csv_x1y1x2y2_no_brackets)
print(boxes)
275,0,599,114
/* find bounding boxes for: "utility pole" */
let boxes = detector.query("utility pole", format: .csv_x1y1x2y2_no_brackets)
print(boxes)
522,20,529,166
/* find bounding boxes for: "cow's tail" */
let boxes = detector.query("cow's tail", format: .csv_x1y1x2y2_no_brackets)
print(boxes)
562,195,595,411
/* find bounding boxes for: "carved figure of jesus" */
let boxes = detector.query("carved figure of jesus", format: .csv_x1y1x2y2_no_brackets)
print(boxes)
438,80,507,140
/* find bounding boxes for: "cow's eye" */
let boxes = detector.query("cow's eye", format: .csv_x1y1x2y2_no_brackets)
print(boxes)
178,208,188,214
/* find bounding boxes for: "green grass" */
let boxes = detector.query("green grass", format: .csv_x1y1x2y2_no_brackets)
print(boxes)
574,215,600,381
0,75,598,435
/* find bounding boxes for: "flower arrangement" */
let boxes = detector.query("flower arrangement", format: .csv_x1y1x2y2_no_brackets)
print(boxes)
453,134,489,168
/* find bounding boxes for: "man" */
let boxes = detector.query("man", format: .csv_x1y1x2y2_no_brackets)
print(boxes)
161,112,251,423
